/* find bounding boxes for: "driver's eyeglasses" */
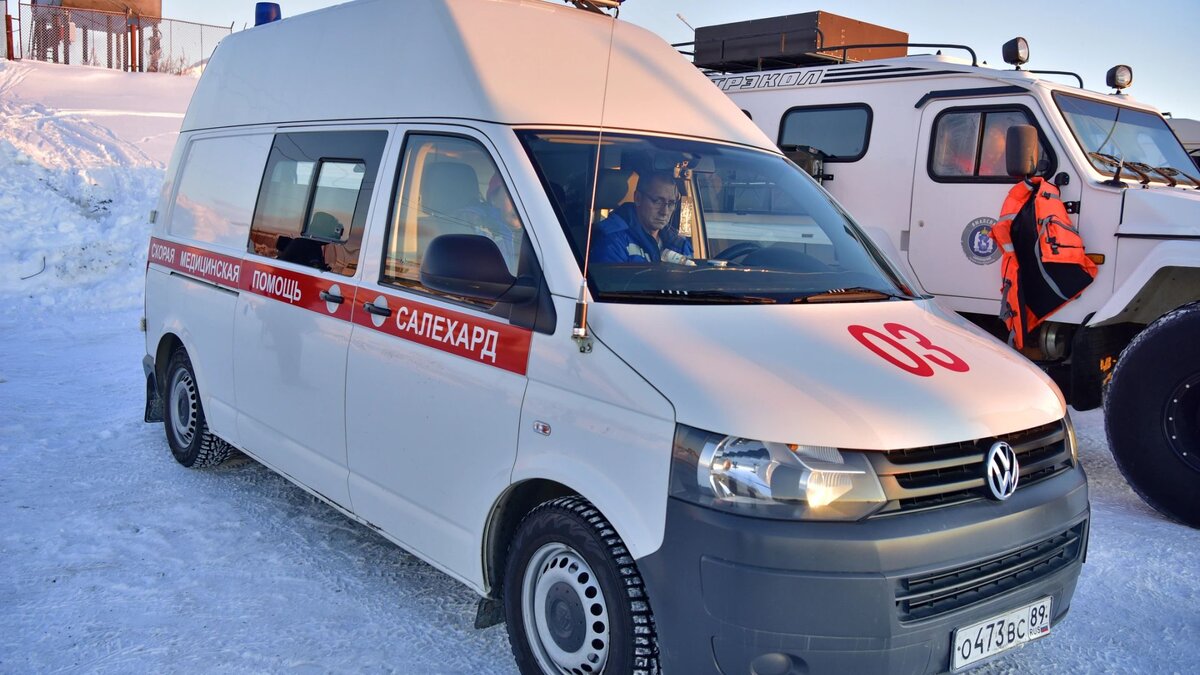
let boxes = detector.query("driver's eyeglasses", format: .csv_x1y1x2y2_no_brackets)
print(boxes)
638,191,677,210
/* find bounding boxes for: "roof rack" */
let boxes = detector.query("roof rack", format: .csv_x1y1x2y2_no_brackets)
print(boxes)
1028,69,1084,89
683,37,979,73
814,42,977,67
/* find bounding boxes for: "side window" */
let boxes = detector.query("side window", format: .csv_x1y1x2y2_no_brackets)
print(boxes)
248,130,387,276
778,104,872,162
381,134,526,302
930,107,1054,181
170,134,273,249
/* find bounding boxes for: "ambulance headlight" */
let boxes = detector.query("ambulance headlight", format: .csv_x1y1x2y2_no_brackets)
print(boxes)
670,425,887,521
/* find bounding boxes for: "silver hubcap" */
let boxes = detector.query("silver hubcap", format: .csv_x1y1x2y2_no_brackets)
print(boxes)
522,543,610,674
168,367,198,447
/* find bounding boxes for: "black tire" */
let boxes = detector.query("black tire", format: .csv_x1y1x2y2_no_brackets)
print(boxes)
163,346,232,469
503,496,659,675
1105,302,1200,527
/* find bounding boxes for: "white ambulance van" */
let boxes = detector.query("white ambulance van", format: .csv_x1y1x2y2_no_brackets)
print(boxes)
142,1,1088,673
701,21,1200,529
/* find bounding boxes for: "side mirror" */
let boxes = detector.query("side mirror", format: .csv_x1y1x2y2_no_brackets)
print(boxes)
421,234,536,304
783,145,828,184
1006,125,1039,178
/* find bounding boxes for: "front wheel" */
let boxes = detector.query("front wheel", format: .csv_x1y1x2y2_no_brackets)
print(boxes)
503,496,659,675
1105,302,1200,527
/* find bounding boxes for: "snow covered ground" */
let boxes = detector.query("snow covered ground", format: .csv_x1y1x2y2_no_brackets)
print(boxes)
1,60,1198,674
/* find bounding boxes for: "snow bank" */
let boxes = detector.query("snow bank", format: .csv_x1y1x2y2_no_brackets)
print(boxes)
0,61,193,311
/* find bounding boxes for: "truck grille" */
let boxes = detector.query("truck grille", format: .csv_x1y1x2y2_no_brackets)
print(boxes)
866,420,1073,517
895,522,1085,622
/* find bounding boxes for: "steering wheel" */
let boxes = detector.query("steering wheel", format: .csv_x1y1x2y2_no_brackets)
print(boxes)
714,241,763,262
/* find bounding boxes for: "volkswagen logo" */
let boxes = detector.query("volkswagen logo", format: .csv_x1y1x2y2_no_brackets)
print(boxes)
985,441,1020,500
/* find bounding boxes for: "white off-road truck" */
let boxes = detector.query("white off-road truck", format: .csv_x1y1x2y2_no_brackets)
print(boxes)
691,14,1200,526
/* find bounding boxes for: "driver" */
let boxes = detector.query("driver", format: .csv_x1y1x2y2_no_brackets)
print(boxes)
592,172,694,264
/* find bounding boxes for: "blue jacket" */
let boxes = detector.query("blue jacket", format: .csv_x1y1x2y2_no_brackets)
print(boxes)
592,203,692,264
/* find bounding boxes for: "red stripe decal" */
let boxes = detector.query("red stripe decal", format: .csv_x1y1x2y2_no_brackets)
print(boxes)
353,291,532,376
148,237,530,375
239,259,358,323
148,237,242,289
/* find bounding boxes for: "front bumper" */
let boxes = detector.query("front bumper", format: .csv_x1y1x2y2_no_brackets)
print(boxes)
637,466,1089,675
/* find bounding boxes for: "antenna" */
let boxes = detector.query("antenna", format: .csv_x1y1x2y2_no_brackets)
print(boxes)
676,13,694,31
572,4,620,349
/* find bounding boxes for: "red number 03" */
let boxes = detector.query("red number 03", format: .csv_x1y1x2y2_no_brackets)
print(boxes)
847,323,970,377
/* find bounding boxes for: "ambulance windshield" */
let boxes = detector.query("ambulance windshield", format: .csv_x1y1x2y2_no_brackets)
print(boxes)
1054,93,1198,185
518,131,914,304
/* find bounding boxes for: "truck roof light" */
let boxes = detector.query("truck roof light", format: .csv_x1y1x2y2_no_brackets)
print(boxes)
1107,65,1133,92
255,2,282,27
1002,37,1029,68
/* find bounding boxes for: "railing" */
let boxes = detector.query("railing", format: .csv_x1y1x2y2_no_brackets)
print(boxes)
11,3,231,74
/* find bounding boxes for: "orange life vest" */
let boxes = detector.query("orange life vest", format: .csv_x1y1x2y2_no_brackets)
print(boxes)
990,178,1097,349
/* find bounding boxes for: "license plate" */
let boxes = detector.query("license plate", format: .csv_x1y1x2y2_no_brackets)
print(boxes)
951,597,1052,670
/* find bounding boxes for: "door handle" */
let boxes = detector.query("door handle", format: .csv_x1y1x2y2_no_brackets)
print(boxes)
363,302,392,317
319,290,344,304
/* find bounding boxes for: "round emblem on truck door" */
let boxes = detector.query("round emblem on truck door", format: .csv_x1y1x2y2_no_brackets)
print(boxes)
985,441,1020,500
961,217,1001,265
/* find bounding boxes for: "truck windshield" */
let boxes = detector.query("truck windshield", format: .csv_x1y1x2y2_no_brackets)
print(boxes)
1054,93,1198,184
518,130,913,304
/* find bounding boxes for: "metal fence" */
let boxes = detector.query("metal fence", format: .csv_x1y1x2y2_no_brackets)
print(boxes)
7,3,230,74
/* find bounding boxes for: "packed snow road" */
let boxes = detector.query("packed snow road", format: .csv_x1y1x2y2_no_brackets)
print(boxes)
1,307,1197,674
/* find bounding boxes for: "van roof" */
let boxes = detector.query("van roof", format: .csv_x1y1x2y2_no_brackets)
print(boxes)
182,0,772,151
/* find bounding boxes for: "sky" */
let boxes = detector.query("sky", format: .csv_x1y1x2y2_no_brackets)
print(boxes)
161,0,1200,119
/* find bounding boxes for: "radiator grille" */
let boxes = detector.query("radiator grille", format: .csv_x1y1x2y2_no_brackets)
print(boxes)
867,420,1073,517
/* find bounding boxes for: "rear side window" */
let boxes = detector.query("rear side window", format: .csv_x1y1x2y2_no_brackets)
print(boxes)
170,134,273,249
248,130,387,276
381,134,526,304
778,104,872,162
929,107,1054,181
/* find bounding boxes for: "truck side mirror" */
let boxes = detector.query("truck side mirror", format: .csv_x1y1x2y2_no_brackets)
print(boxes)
1006,125,1039,178
421,234,536,304
783,145,829,184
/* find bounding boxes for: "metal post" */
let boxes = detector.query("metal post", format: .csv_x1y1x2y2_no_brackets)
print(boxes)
4,13,13,61
127,22,134,71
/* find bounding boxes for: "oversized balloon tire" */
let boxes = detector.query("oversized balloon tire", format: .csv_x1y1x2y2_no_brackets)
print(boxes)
1105,302,1200,527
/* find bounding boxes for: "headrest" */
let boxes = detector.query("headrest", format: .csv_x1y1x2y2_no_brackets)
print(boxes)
595,169,633,210
420,162,480,215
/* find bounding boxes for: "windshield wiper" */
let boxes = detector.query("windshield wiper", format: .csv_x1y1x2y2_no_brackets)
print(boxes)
1090,153,1200,189
791,287,909,304
599,290,777,304
1089,152,1151,185
1151,165,1200,190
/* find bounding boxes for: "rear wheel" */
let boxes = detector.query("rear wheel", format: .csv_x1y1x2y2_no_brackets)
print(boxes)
164,347,232,468
503,496,659,675
1105,302,1200,527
